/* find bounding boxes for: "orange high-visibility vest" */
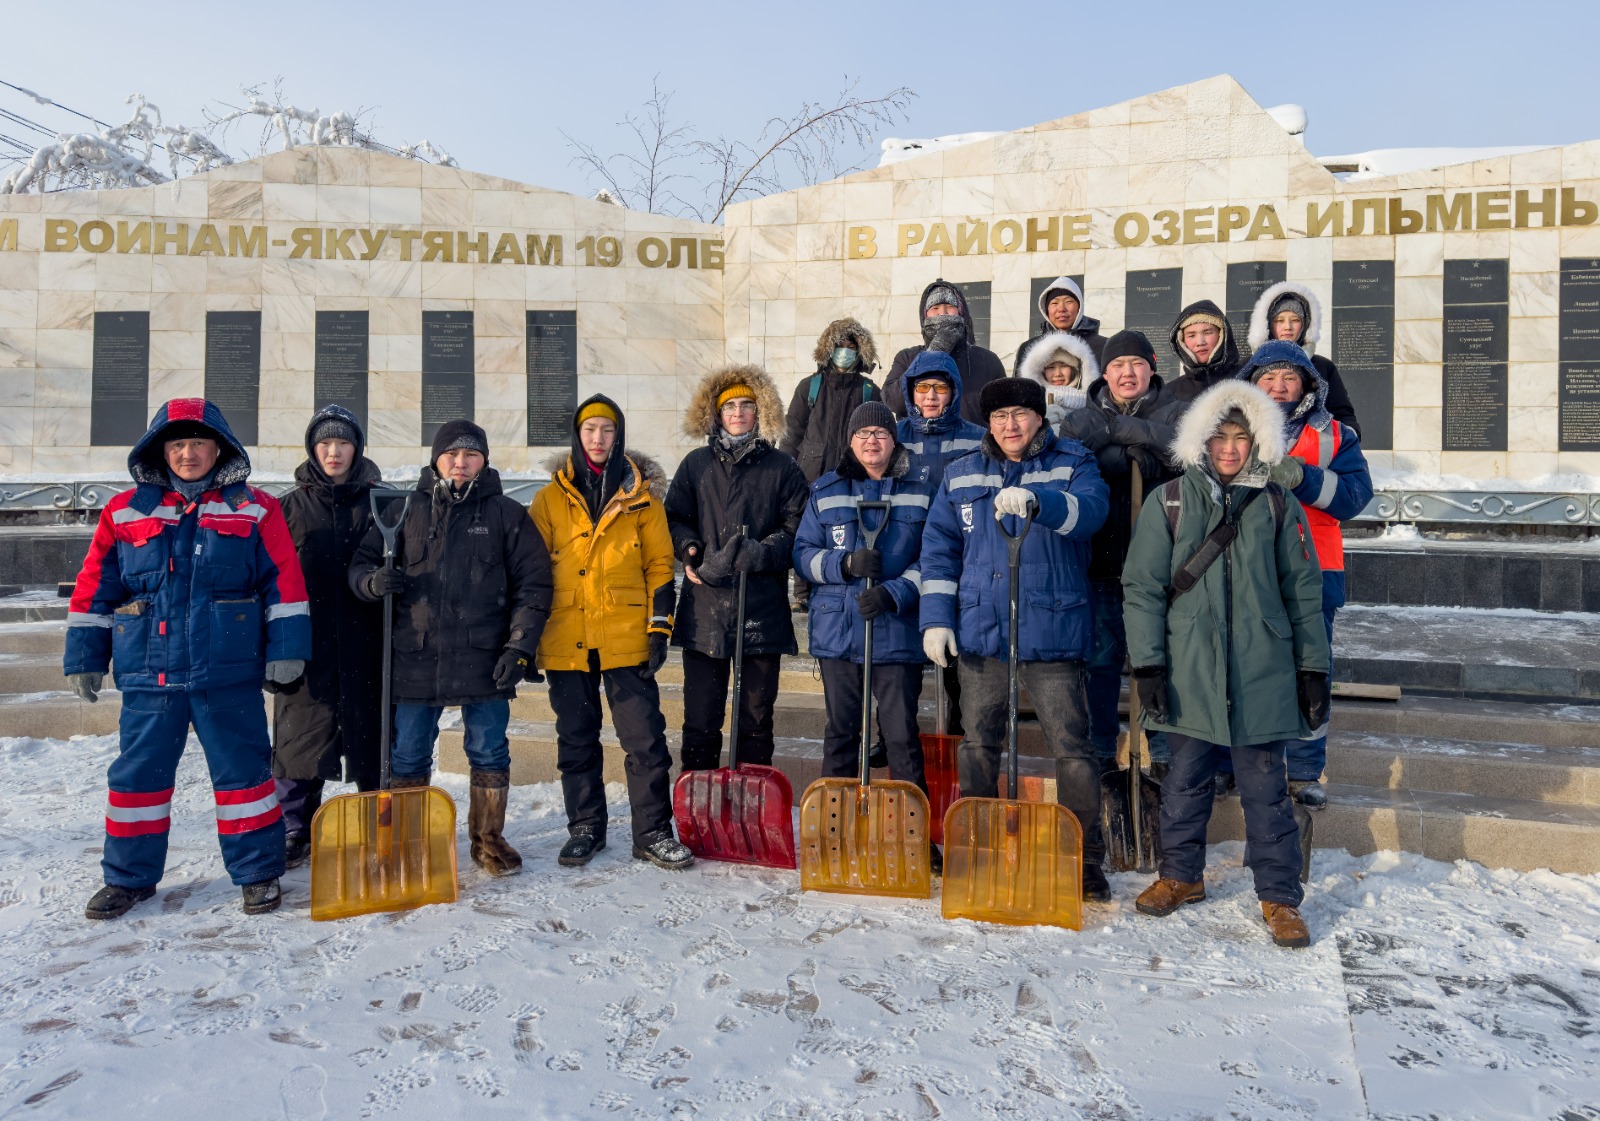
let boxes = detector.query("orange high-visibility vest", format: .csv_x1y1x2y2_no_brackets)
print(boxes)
1289,422,1344,572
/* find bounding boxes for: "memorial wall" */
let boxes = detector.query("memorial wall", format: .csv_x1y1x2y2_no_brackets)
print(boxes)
3,74,1600,481
721,75,1600,480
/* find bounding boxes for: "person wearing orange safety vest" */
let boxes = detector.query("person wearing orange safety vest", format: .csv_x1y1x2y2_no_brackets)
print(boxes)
1238,341,1373,806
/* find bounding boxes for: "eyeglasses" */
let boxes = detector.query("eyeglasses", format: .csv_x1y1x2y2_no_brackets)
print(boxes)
719,400,757,414
852,429,893,443
989,408,1034,425
912,381,950,395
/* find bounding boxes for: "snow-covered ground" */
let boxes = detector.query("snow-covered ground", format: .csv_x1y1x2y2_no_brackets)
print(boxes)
1,733,1596,1120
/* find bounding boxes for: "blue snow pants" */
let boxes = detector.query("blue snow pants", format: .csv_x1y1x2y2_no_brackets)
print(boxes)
103,684,285,889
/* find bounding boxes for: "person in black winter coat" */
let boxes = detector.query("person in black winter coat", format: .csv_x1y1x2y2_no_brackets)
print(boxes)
348,419,553,877
1246,281,1362,437
1166,299,1242,406
1056,331,1184,766
271,405,385,868
884,278,1007,425
1013,275,1107,375
666,364,809,771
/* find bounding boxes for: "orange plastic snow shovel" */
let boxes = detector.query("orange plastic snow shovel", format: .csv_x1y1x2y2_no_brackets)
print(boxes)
310,489,459,921
673,528,798,869
921,668,961,846
942,505,1083,929
800,499,933,899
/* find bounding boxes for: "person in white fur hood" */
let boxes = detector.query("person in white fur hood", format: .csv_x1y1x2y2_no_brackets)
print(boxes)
1246,280,1362,436
1016,331,1099,426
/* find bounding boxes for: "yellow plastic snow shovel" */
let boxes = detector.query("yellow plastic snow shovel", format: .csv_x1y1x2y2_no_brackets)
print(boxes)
942,505,1083,929
799,499,933,899
310,489,458,921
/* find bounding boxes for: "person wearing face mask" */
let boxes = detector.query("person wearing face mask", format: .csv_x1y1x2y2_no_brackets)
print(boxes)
1121,379,1329,948
1013,275,1106,376
270,405,386,870
883,279,1007,426
665,365,809,773
349,418,553,877
1240,340,1373,807
530,397,691,871
781,318,883,609
1245,282,1362,436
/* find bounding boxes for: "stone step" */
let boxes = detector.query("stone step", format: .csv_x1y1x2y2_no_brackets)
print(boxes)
0,600,68,624
1330,694,1600,751
1325,731,1600,807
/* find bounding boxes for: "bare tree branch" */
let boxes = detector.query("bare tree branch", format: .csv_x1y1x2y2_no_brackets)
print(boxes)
562,77,695,215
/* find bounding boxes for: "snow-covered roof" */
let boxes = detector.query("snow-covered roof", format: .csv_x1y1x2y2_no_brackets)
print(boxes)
878,133,1003,166
1316,145,1555,181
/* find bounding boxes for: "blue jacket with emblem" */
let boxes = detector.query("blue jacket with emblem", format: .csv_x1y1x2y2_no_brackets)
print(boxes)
64,398,312,691
793,445,930,664
919,426,1109,661
895,351,986,492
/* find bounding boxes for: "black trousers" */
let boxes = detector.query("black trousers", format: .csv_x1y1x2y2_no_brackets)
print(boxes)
546,653,673,845
818,658,927,793
679,649,782,770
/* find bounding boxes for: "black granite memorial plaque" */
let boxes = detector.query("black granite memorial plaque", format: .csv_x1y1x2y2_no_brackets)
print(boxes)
526,310,577,446
1123,268,1183,337
204,311,261,445
421,310,475,447
1559,258,1600,450
314,311,369,432
961,281,992,351
1028,275,1086,337
91,311,149,446
1331,260,1395,450
1225,260,1286,363
1442,259,1509,451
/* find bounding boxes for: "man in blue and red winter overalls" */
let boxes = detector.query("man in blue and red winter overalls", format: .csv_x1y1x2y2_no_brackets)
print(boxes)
64,399,312,920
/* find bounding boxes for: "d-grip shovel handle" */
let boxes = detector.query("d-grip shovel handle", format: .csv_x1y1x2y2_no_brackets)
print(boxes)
368,489,412,794
855,499,891,793
997,503,1035,814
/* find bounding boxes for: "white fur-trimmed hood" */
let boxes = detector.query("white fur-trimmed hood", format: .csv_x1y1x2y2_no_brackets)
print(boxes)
1170,380,1286,469
1016,330,1100,388
1247,281,1322,353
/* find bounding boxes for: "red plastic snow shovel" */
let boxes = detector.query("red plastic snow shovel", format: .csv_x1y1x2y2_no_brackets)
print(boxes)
672,528,797,868
921,668,961,846
942,505,1083,929
310,490,459,920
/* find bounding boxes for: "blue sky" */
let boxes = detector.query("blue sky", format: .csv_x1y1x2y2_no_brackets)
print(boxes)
5,0,1595,205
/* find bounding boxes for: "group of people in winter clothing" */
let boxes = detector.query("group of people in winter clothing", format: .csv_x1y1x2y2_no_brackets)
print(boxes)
64,273,1369,950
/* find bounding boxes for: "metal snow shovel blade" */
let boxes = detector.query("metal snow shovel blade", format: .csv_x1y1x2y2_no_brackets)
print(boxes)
942,505,1083,930
673,529,798,869
921,667,961,847
310,489,459,921
800,500,933,899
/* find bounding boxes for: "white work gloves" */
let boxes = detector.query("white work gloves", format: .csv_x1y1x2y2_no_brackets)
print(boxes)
923,627,958,668
994,487,1037,518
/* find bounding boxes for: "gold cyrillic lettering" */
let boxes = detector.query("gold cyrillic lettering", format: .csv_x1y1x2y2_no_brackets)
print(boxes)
78,220,114,253
1245,204,1286,241
847,225,877,259
358,229,388,261
0,218,16,252
1064,213,1091,250
1388,199,1423,234
151,223,188,255
1425,193,1470,232
1475,190,1510,229
116,221,149,254
1516,188,1557,228
289,226,320,259
528,234,562,266
1347,200,1386,236
1113,212,1148,247
1216,205,1250,241
455,231,489,262
924,223,954,255
1025,216,1058,253
44,219,77,252
1151,210,1180,246
1182,208,1214,243
228,225,265,258
954,222,986,255
421,231,453,262
637,236,668,267
189,223,225,256
1562,187,1597,226
990,219,1023,253
898,223,925,256
1306,202,1344,237
666,237,697,268
393,230,423,260
700,239,724,269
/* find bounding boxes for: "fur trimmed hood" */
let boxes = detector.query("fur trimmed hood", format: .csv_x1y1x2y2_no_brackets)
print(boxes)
543,449,667,502
812,318,879,371
683,363,785,440
1247,280,1322,354
1170,380,1286,470
1016,331,1101,389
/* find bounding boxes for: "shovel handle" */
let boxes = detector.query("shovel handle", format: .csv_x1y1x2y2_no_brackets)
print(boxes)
368,489,412,792
855,500,891,790
999,506,1034,802
729,526,748,771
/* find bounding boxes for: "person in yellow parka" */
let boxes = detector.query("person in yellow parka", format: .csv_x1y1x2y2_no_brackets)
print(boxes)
529,394,692,871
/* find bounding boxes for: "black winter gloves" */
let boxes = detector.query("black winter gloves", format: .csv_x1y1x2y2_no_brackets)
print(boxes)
493,648,531,690
855,586,895,620
733,539,771,573
1129,446,1165,482
922,316,966,354
842,547,882,580
367,568,408,598
644,633,670,678
1297,670,1331,729
1132,666,1169,725
694,539,740,586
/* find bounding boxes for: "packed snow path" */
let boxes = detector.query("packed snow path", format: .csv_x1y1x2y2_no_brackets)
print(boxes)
0,734,1595,1120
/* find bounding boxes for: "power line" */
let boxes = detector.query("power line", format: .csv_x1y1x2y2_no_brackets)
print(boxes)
0,77,199,165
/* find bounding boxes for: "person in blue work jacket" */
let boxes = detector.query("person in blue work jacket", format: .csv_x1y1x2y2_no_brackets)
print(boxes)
917,376,1113,901
64,398,312,920
794,401,933,800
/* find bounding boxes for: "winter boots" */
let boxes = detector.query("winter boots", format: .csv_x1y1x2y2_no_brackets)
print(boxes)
1135,877,1206,916
633,831,695,870
1289,780,1328,809
559,827,605,867
1082,862,1112,903
242,879,282,915
468,769,523,877
1262,902,1311,948
84,884,156,920
284,833,312,870
388,772,431,789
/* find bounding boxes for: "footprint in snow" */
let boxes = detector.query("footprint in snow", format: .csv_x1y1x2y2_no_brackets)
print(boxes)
279,1064,327,1120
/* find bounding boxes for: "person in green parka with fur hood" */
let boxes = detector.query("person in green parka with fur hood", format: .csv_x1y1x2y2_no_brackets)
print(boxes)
1121,379,1330,949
